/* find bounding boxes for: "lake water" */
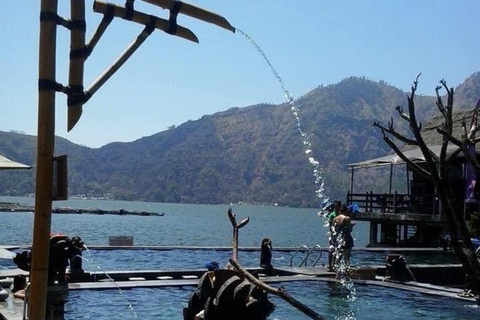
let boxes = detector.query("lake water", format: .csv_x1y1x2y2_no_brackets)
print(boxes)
0,196,369,248
0,196,474,320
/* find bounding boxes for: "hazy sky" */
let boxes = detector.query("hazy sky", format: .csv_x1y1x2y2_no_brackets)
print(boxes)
1,0,479,148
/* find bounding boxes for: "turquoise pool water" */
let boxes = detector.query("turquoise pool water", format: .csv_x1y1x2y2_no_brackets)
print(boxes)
64,280,479,320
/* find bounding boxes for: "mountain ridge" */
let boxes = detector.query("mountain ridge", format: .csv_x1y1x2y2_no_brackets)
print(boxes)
1,73,479,207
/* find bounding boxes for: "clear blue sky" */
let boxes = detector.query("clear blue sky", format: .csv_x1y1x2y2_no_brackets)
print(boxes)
1,0,479,148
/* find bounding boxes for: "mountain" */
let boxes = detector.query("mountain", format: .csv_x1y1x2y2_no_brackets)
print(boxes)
1,73,480,207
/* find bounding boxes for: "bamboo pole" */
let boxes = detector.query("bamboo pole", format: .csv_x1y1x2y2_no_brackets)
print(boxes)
85,22,156,101
93,1,199,43
30,0,58,318
68,0,86,131
140,0,235,33
85,9,115,58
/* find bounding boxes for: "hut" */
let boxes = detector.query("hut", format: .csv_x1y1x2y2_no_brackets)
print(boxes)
346,109,479,247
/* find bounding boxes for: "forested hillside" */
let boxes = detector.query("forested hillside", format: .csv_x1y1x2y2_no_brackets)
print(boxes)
1,73,479,207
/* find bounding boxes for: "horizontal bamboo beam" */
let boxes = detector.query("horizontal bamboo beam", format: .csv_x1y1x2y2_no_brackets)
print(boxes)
140,0,235,33
93,1,199,43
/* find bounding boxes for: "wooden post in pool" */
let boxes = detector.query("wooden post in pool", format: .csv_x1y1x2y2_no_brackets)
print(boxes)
30,0,58,318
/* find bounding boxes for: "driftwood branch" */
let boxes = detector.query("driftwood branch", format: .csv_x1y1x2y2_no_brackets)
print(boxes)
229,257,327,320
227,208,249,261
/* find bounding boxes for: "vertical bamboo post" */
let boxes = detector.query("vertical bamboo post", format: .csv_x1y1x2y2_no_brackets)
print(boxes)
68,0,86,131
30,0,58,318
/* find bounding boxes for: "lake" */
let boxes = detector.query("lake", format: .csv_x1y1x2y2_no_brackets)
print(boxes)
0,196,370,248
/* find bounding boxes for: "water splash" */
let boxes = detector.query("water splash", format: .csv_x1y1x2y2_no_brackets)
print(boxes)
236,28,329,209
79,254,139,320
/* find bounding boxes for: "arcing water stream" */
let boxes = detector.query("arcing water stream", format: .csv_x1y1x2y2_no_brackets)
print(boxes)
80,248,139,320
236,28,357,317
236,29,329,212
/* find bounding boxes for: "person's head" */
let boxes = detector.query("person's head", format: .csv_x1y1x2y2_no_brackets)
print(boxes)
340,205,349,215
334,200,342,212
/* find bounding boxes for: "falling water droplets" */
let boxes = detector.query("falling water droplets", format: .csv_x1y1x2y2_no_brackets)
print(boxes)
80,254,139,320
235,28,329,208
238,28,356,308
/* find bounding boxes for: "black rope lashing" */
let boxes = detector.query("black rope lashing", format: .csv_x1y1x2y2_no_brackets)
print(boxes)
124,0,135,21
67,86,91,106
70,45,93,59
145,15,157,35
103,3,116,23
40,11,70,29
166,1,183,35
40,11,61,23
68,19,86,32
38,79,66,93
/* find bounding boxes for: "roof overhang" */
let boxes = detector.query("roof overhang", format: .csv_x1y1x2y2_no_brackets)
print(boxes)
0,155,31,170
347,144,463,169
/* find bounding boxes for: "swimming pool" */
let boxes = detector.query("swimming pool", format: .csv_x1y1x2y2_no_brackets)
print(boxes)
63,280,479,320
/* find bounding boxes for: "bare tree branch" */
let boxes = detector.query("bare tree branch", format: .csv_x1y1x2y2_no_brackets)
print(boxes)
395,106,410,122
435,85,447,116
436,128,462,147
372,122,418,146
406,74,440,181
439,79,453,108
378,129,432,179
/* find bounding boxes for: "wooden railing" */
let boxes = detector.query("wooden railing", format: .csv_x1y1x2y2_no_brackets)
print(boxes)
346,191,438,215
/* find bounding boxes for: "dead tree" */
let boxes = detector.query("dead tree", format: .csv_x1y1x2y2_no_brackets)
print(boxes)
373,74,480,295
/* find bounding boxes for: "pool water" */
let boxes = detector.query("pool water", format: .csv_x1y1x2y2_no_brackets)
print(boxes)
78,249,459,272
0,248,458,272
64,280,480,320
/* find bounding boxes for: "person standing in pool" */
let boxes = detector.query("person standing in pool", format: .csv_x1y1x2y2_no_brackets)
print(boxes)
333,205,355,266
327,200,342,271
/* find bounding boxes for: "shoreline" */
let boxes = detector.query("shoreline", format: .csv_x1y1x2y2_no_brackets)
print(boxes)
0,202,164,216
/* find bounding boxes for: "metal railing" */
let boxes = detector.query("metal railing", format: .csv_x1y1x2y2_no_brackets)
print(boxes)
289,245,309,267
347,191,438,214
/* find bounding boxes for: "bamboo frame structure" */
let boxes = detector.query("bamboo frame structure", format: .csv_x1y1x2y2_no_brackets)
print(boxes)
93,2,199,42
84,17,158,104
32,1,234,317
140,0,235,32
